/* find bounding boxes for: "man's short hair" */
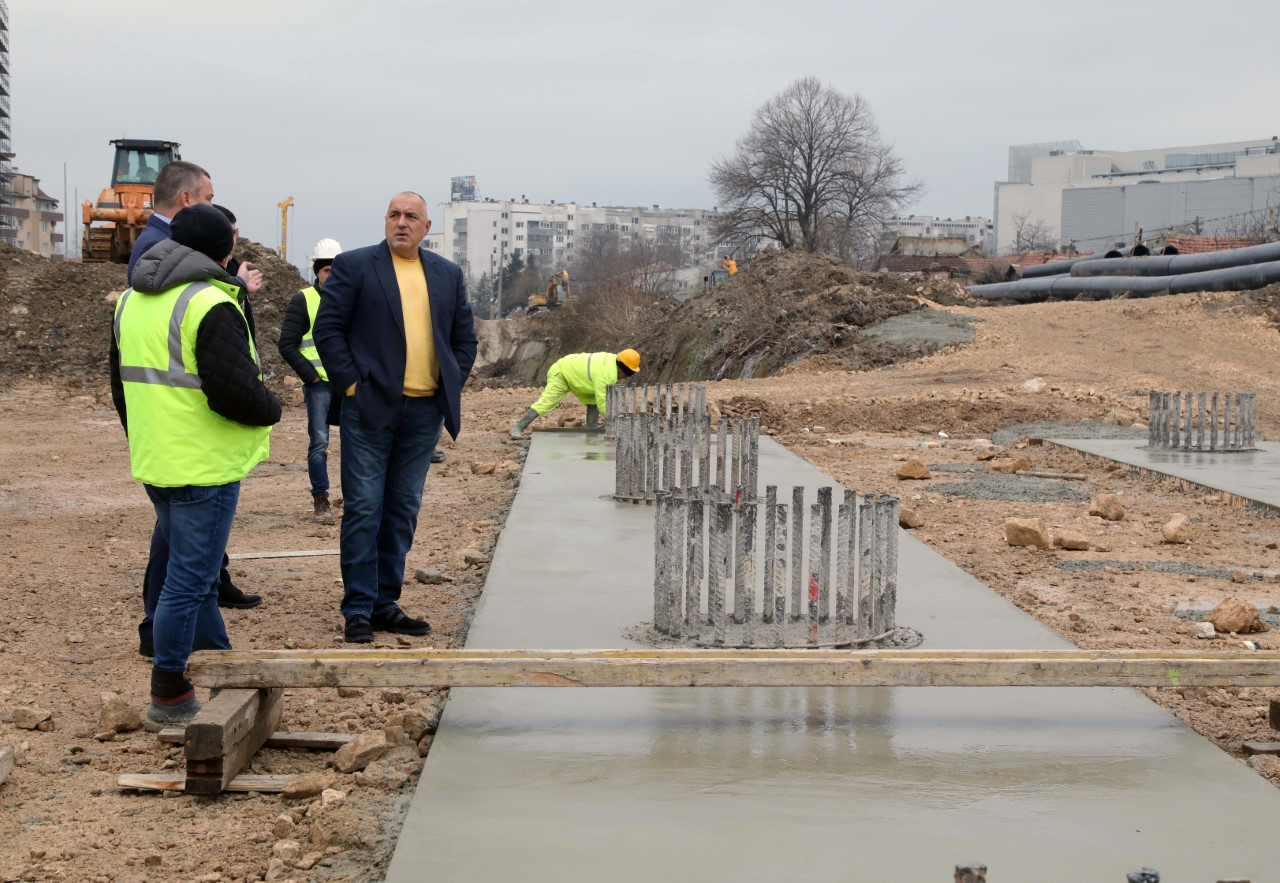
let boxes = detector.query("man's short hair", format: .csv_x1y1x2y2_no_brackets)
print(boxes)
153,161,211,211
213,204,236,225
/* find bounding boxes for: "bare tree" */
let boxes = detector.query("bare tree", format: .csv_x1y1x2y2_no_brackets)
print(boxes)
574,229,687,296
1009,210,1058,254
709,76,921,257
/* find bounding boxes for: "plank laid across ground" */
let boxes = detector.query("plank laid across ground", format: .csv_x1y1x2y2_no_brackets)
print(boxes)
227,549,340,560
117,773,291,793
0,744,13,787
157,729,355,750
183,688,283,795
187,647,1280,689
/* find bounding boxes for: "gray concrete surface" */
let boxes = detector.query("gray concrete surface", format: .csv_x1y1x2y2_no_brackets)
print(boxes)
385,432,1280,883
1051,437,1280,510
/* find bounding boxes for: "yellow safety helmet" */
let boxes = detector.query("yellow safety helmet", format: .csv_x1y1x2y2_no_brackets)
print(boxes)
616,348,640,373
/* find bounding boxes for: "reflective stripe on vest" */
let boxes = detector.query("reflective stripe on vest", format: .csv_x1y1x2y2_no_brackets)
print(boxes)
114,279,270,487
298,286,328,381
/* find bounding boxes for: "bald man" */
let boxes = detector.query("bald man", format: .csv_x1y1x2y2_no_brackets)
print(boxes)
313,192,476,644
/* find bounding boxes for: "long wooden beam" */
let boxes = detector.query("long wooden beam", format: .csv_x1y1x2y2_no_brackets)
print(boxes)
187,648,1280,690
184,688,283,794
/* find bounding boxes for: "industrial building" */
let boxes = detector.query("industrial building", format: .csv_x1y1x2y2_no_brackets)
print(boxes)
994,137,1280,254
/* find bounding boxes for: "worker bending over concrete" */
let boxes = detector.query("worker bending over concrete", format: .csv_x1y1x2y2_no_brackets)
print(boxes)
510,349,640,438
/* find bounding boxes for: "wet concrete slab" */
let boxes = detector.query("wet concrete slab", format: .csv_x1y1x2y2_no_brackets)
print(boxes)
1050,438,1280,509
386,432,1280,882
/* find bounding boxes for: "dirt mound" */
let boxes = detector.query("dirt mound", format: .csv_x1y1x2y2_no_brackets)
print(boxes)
0,239,306,394
630,249,928,382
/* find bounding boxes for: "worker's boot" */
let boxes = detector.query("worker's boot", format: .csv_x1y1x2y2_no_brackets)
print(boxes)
313,491,335,525
585,405,600,430
509,408,539,439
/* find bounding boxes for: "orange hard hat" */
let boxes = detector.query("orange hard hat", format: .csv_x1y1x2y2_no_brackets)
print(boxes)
616,348,640,373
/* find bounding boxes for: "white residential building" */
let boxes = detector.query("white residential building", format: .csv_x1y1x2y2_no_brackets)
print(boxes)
885,214,993,254
994,137,1280,254
423,193,752,293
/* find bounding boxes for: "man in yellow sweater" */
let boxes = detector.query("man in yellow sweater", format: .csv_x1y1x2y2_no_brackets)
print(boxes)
314,192,477,643
509,349,640,438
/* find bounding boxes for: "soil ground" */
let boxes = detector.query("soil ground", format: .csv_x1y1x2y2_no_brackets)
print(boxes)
3,270,1280,880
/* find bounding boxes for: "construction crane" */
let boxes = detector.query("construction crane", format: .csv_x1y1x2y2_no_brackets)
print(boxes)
277,196,294,262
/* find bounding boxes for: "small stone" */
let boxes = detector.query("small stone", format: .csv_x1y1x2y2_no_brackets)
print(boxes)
896,459,931,480
1232,571,1245,583
1088,494,1125,521
265,857,288,881
273,814,296,839
99,692,142,734
13,708,51,730
987,456,1031,474
67,633,85,644
271,839,303,865
333,731,389,773
321,788,346,807
355,758,411,791
1021,377,1047,393
1192,621,1217,639
336,686,363,698
413,567,450,585
384,725,407,744
463,551,490,566
1005,517,1050,550
471,461,497,475
975,447,996,461
898,506,922,529
1206,597,1268,635
1161,513,1194,544
380,688,406,704
282,770,337,801
1053,530,1090,551
297,852,324,871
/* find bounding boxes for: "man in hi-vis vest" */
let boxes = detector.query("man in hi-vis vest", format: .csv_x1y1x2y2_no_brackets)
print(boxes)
110,204,281,730
279,238,342,524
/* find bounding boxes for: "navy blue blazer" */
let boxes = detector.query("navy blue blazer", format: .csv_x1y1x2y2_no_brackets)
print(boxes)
127,214,171,284
313,241,477,439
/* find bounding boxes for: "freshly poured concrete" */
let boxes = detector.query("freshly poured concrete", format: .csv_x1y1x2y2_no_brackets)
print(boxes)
1051,438,1280,509
386,433,1280,882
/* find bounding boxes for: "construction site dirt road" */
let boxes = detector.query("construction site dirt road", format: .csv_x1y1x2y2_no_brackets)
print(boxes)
2,245,1280,880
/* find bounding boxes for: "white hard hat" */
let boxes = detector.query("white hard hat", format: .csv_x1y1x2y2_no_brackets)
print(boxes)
310,238,342,263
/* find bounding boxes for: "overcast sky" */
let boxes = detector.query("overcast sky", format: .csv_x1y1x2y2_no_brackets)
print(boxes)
12,0,1280,271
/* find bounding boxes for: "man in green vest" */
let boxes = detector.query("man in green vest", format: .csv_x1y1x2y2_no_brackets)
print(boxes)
109,203,282,730
509,349,640,438
279,238,343,524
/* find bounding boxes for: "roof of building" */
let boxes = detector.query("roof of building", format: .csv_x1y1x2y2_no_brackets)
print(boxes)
1162,234,1265,254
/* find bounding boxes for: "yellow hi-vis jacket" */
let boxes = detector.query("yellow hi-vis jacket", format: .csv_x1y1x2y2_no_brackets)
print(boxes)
298,286,328,381
114,279,271,487
535,352,619,415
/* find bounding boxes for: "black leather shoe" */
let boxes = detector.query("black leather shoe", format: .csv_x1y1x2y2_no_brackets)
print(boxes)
139,639,154,659
218,582,262,610
370,608,431,636
344,614,374,643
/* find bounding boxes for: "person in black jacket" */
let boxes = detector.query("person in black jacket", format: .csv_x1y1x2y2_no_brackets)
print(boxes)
278,238,342,524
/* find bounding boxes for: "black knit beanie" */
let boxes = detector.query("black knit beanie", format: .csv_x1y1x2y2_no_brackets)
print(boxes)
170,203,235,263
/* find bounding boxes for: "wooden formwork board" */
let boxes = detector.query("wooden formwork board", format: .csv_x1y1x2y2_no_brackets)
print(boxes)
0,744,13,787
157,729,354,751
183,688,283,795
187,647,1280,690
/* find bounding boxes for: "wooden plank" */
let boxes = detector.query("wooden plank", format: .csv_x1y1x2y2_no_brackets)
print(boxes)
157,729,354,751
117,773,290,793
1271,698,1279,731
1242,741,1280,756
227,549,339,561
1021,470,1086,481
0,744,13,787
183,688,283,794
186,648,1280,690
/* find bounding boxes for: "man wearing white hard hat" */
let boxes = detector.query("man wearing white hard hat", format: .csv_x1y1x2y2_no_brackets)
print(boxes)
279,238,343,524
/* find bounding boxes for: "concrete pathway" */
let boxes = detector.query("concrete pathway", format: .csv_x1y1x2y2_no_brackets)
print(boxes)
386,433,1280,882
1050,438,1280,510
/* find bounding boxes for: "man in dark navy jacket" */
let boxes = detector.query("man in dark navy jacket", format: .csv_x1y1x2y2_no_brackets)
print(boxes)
313,192,476,643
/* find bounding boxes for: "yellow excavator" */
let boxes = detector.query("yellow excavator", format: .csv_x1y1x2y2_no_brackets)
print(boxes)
81,139,181,262
528,269,569,313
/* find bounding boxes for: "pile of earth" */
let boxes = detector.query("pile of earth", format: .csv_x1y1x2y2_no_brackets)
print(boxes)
628,248,935,382
0,239,307,395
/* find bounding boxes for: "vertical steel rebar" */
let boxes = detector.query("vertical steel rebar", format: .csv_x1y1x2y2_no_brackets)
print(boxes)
843,489,857,628
1147,391,1157,447
1171,391,1181,449
1183,391,1193,449
715,418,727,495
872,495,891,635
670,490,686,633
857,494,875,639
699,416,711,495
773,501,788,646
685,495,704,637
730,420,742,498
714,501,732,645
762,486,777,624
807,501,821,645
1211,392,1219,450
1224,393,1236,450
739,498,757,645
1197,392,1207,450
790,486,804,621
835,501,850,634
817,487,833,622
733,491,747,624
1246,393,1257,449
707,494,724,643
653,491,670,634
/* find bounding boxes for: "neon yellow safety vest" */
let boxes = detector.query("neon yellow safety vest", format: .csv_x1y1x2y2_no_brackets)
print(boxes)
298,286,328,381
114,279,271,487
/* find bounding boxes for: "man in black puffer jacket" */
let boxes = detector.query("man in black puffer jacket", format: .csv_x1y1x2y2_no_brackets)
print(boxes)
110,205,281,727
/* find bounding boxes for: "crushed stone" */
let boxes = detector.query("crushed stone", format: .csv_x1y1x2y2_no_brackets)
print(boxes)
931,473,1092,503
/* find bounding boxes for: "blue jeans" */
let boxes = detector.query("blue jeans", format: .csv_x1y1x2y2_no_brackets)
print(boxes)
139,528,232,649
145,483,237,671
339,394,443,619
303,381,332,496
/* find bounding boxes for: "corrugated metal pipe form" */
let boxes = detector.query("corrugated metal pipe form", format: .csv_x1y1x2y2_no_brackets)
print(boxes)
972,241,1280,303
1147,391,1257,452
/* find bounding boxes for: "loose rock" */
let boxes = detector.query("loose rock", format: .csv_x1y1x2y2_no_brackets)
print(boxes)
282,771,337,801
1005,517,1050,550
413,567,451,585
1206,598,1268,635
896,459,931,480
1053,530,1090,551
987,456,1031,475
1161,514,1194,544
99,692,142,734
1088,494,1125,521
898,506,922,529
332,731,389,773
13,708,51,730
1192,622,1217,639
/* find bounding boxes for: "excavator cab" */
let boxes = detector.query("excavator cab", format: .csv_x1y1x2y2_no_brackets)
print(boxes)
83,139,181,262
